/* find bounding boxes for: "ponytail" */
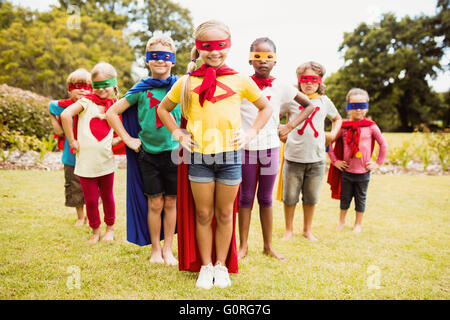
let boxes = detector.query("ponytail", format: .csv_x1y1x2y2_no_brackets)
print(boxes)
180,46,199,119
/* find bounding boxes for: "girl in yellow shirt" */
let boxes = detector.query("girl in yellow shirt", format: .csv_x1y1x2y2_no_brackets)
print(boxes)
157,20,272,290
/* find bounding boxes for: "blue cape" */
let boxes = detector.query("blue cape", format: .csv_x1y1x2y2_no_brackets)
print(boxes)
122,75,179,246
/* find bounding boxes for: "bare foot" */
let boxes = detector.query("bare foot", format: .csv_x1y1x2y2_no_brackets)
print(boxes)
74,218,85,227
281,231,293,241
149,251,164,264
353,225,362,233
163,250,178,266
237,246,248,260
101,226,114,242
263,247,286,261
336,222,345,231
87,229,100,244
302,232,318,241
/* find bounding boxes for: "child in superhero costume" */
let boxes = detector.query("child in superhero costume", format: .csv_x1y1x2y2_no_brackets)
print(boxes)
327,88,388,233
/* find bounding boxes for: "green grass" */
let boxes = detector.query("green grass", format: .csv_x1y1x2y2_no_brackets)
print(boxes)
0,169,449,299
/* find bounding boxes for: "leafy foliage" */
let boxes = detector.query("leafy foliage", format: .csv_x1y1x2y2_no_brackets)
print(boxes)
0,84,52,139
0,5,135,99
56,0,195,77
325,6,449,131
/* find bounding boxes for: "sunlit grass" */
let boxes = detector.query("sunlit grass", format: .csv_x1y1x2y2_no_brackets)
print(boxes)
0,169,449,299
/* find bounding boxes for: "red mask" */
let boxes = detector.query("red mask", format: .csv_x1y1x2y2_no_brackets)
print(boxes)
195,38,231,51
298,75,322,84
68,83,93,91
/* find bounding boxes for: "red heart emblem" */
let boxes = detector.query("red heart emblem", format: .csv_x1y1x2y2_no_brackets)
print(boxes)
89,117,111,141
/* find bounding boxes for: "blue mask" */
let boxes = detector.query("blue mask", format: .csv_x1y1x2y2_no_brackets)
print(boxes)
146,51,176,64
347,102,369,111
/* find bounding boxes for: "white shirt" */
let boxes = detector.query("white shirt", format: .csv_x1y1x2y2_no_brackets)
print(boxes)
74,98,116,177
280,95,339,163
241,79,298,151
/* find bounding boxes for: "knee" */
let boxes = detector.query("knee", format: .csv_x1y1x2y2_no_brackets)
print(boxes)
163,196,176,210
238,194,253,208
257,193,272,208
149,196,164,212
196,208,214,226
215,207,233,225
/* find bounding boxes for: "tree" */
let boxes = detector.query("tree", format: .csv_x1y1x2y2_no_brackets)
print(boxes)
128,0,194,75
56,0,131,30
0,5,135,98
56,0,194,75
325,9,448,131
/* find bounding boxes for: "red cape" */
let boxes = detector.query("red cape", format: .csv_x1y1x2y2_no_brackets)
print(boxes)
327,118,375,200
177,117,238,273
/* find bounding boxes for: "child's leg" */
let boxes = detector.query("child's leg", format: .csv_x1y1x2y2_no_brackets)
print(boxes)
75,206,86,226
257,148,284,259
214,182,240,265
147,195,164,261
337,210,348,231
79,176,101,243
353,173,370,232
64,164,86,226
338,172,354,231
302,204,318,241
301,161,326,241
98,173,115,241
159,151,179,265
237,150,258,259
162,195,178,265
353,212,364,233
281,160,304,240
190,181,215,266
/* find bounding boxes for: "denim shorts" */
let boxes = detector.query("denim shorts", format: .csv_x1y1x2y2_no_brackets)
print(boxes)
282,159,325,206
188,150,242,185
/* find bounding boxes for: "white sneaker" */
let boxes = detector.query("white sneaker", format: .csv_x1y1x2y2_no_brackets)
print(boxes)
213,262,231,288
196,263,214,290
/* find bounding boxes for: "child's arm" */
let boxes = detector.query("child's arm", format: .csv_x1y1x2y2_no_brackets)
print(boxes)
61,102,84,153
278,92,314,143
157,96,198,150
326,114,343,147
105,98,140,152
327,135,348,171
366,125,388,171
231,96,273,148
49,113,64,137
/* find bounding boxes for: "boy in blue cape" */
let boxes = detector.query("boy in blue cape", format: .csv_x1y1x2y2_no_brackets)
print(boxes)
106,35,180,265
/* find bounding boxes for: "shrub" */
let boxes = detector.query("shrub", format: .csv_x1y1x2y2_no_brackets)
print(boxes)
0,84,52,140
427,132,450,171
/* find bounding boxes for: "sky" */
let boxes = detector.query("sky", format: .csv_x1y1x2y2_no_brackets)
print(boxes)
13,0,449,92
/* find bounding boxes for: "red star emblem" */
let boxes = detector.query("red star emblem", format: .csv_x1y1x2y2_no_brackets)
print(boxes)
193,81,236,104
148,91,164,129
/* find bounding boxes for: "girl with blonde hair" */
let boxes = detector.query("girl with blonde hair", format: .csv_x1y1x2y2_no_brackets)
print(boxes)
157,20,273,289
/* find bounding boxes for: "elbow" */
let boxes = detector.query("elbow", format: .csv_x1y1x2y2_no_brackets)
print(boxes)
105,108,114,121
60,110,69,122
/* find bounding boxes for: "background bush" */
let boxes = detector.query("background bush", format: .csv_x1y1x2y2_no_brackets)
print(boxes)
0,84,52,140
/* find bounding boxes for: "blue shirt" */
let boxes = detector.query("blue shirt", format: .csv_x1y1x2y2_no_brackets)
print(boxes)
49,100,76,166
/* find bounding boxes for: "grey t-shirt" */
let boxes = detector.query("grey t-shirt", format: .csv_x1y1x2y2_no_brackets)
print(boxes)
280,95,339,163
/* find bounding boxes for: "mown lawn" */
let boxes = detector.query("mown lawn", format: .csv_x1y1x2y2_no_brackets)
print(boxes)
0,169,449,299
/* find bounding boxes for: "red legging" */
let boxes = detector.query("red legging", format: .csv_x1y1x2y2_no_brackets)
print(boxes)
79,173,115,229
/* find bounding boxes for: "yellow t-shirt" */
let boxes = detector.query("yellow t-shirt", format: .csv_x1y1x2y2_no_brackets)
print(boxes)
167,74,262,154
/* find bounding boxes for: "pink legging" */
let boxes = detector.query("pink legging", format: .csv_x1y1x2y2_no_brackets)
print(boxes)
79,173,115,229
